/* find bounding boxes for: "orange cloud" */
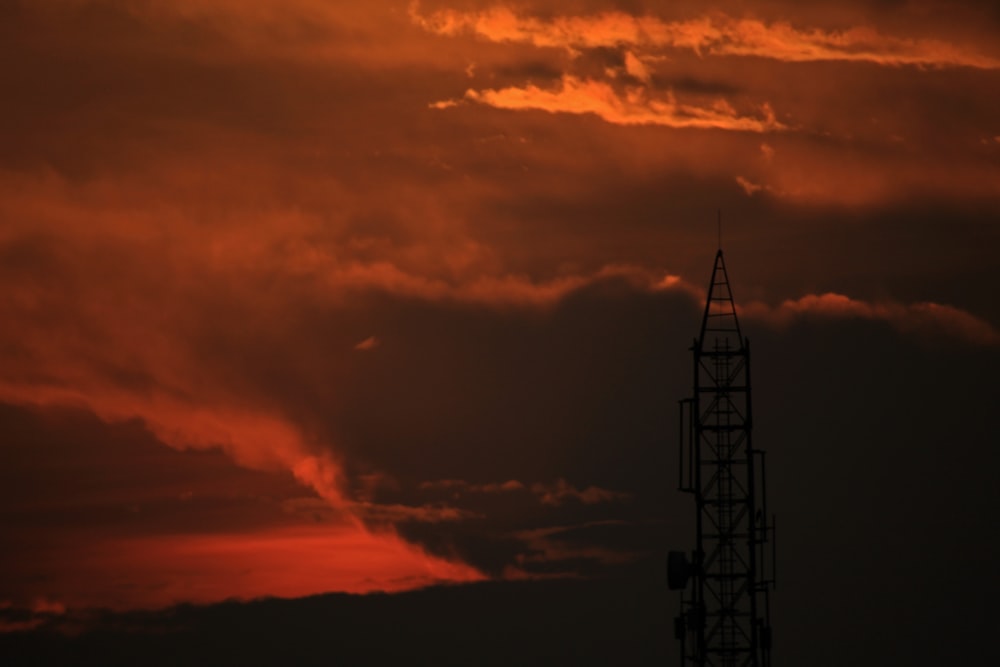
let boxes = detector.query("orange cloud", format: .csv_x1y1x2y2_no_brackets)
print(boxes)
622,51,652,82
0,170,699,564
412,4,1000,69
736,175,765,195
320,260,691,306
741,293,1000,346
3,0,996,625
449,75,784,132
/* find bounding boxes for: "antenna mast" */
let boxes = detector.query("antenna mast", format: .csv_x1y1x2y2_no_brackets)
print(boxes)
669,244,775,667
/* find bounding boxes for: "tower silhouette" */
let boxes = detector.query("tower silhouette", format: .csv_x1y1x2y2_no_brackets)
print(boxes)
670,249,775,667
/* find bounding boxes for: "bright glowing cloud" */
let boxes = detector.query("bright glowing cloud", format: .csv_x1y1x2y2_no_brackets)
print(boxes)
412,4,1000,69
623,51,653,82
448,76,785,132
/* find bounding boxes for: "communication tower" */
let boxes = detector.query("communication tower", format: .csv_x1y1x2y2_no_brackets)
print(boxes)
669,249,775,667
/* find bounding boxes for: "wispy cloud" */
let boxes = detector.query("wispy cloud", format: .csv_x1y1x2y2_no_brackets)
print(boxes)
419,479,526,494
445,75,784,132
351,501,480,524
417,477,630,506
531,478,631,507
742,293,1000,346
412,4,1000,69
513,522,638,567
736,175,766,195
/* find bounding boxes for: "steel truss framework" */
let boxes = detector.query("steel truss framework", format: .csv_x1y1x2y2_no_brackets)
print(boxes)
673,250,774,667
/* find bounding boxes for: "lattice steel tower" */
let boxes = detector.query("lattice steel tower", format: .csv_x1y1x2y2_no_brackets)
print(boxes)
669,249,775,667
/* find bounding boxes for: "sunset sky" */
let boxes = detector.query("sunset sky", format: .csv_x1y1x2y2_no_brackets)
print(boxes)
2,0,999,664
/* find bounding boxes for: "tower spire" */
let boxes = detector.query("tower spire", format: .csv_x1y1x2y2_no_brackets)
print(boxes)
698,250,743,348
670,248,774,667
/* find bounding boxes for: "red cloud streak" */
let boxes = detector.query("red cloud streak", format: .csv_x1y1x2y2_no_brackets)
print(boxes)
1,525,483,613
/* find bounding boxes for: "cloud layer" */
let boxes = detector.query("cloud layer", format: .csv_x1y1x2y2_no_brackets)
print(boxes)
1,1,998,632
